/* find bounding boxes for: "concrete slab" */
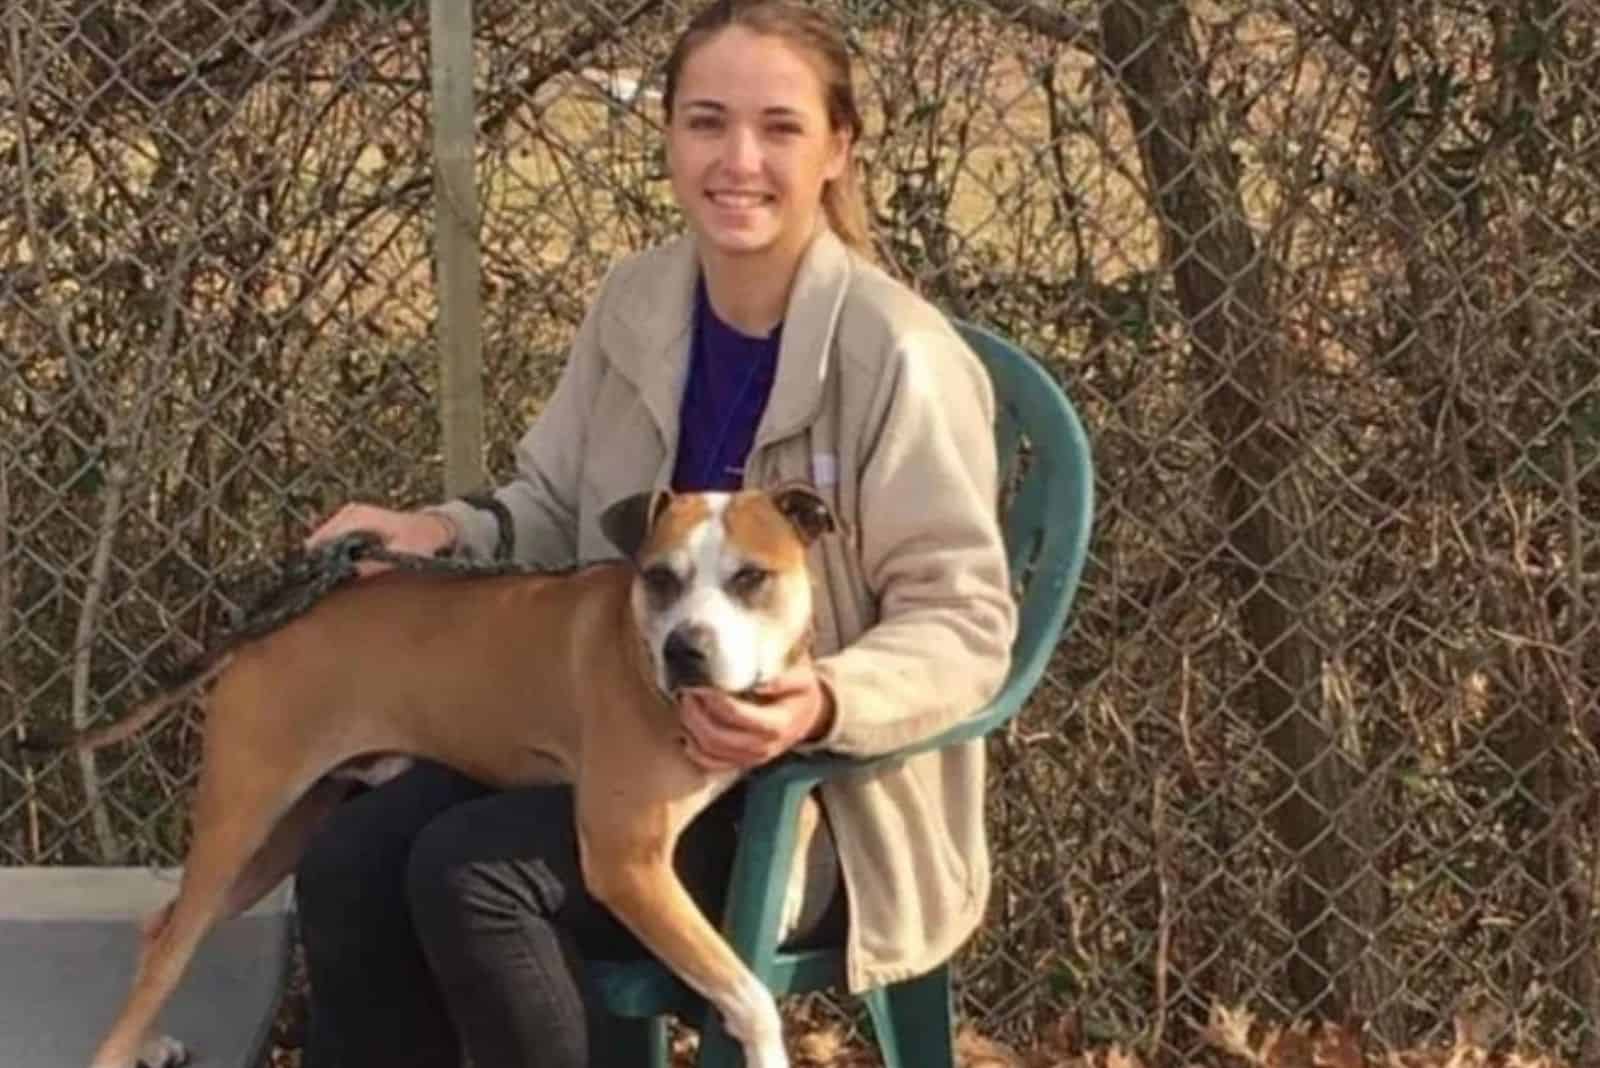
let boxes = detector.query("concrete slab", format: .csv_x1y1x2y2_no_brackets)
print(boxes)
0,867,293,1068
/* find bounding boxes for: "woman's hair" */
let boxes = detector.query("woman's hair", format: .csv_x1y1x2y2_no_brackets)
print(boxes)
661,0,876,258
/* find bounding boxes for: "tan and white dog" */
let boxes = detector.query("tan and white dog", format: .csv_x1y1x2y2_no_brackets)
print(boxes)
53,484,837,1068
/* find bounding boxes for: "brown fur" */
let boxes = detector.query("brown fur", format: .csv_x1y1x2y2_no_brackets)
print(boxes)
80,491,826,1068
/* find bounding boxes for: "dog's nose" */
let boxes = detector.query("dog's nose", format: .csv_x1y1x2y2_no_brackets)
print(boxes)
663,625,714,689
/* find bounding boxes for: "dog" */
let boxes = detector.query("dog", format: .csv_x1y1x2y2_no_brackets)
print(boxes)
49,483,837,1068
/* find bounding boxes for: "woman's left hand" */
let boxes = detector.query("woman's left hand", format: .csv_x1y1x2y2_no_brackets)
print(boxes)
676,666,834,771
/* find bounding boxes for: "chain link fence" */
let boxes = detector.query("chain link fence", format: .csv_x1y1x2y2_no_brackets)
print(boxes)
4,0,1599,1063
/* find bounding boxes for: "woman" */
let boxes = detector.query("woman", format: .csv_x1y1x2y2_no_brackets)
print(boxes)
297,1,1016,1064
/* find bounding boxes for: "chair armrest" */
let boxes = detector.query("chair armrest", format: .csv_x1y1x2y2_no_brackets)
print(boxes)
756,550,1073,791
711,665,1033,968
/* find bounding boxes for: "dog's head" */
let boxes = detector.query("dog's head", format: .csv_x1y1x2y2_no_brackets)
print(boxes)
600,483,837,695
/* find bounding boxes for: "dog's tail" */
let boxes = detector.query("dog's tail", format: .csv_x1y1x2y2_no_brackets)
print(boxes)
21,654,234,754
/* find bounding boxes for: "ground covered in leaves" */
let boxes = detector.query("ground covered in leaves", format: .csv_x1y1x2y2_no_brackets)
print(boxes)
267,947,1573,1068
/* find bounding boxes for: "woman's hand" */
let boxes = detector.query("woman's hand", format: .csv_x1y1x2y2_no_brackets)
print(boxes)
305,503,457,576
676,665,835,771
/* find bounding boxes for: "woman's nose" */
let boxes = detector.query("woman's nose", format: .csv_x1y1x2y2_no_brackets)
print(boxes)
721,125,762,175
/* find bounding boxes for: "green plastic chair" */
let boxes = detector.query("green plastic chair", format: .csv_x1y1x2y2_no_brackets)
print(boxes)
589,320,1096,1066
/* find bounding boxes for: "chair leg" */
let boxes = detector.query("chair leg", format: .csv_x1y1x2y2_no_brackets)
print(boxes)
864,964,956,1068
610,1014,670,1067
695,1008,746,1068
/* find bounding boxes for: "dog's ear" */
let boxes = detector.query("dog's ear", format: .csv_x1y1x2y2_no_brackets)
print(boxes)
600,489,671,560
770,482,839,546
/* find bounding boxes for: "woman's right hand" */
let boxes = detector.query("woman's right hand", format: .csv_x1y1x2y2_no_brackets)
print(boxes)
305,503,458,575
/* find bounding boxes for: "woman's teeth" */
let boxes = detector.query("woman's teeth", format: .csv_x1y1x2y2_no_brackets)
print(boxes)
710,191,771,205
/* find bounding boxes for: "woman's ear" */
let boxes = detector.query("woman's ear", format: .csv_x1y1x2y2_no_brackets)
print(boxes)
824,129,851,183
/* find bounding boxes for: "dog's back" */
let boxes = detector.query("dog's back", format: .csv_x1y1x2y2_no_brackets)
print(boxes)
202,559,641,790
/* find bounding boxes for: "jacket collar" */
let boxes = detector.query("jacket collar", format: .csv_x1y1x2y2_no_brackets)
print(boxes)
599,225,854,458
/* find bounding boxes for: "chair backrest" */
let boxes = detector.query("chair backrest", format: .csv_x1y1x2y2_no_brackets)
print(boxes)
952,319,1095,733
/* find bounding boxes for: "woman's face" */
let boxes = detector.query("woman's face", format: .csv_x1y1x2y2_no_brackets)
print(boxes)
666,26,849,268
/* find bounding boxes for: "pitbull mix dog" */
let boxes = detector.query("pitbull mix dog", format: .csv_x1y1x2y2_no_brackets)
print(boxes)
55,484,838,1068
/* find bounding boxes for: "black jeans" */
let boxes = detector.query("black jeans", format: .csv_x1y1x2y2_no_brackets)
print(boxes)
294,760,845,1068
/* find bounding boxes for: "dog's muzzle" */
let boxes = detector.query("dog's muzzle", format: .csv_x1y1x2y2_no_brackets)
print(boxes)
663,623,716,691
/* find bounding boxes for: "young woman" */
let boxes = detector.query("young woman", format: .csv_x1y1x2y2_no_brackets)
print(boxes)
297,2,1016,1064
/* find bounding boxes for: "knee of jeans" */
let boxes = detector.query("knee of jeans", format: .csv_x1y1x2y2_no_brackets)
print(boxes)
406,818,566,940
404,815,511,938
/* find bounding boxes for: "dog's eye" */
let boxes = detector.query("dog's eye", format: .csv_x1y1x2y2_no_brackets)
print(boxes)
642,566,681,600
728,566,771,597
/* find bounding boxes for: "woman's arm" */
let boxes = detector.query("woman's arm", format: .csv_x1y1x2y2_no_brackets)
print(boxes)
425,270,616,567
803,327,1017,757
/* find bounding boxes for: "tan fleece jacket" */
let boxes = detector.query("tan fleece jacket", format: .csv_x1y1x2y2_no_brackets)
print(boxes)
430,227,1016,991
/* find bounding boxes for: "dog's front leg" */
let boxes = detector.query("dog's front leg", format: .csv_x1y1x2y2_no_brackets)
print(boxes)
577,754,787,1068
581,834,787,1068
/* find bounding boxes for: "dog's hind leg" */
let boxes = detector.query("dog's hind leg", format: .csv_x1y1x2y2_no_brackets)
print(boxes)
90,824,271,1067
96,780,348,1068
222,776,352,918
89,733,315,1068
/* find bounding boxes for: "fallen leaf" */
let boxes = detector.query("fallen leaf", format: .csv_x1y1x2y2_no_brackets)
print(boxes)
1104,1042,1147,1068
1265,1023,1315,1068
793,1024,848,1065
1207,1003,1265,1064
1313,1022,1366,1068
959,1025,1027,1067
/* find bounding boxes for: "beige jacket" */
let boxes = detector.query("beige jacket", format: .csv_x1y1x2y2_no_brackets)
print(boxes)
431,227,1017,992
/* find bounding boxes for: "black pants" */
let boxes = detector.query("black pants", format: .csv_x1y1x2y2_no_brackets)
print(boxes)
294,761,845,1068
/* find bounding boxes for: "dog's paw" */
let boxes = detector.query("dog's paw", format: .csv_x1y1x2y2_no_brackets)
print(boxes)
136,1034,191,1068
747,1044,790,1068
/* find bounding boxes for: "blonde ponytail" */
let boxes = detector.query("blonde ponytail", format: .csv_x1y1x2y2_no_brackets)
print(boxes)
824,165,875,260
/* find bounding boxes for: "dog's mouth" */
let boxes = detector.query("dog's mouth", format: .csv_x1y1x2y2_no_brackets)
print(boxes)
667,681,766,702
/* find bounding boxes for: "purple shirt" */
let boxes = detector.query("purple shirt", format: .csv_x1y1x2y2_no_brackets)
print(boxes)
671,277,781,492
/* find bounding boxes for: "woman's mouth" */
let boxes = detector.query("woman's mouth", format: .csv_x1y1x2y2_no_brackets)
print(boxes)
707,190,775,208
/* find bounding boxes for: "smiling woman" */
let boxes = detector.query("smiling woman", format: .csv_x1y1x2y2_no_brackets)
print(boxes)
291,2,1017,1066
664,1,873,253
663,13,860,335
